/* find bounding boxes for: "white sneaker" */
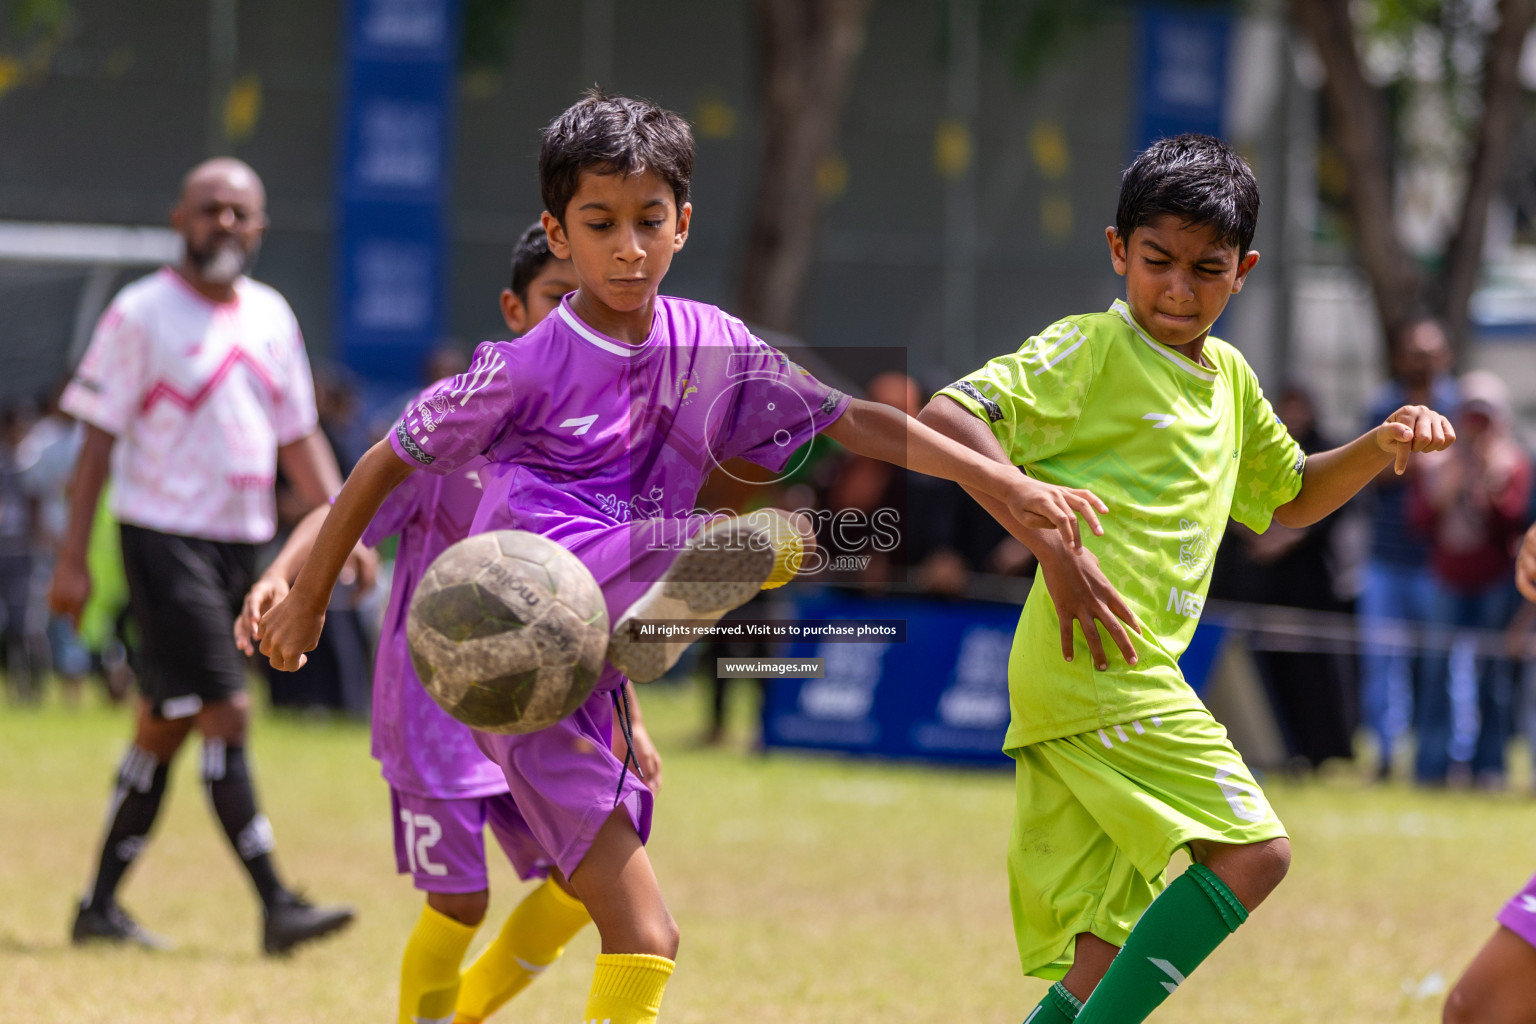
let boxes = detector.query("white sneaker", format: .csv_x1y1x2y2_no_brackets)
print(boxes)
606,512,803,683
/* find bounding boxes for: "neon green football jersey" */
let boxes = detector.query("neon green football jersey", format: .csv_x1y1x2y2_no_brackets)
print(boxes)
939,299,1305,749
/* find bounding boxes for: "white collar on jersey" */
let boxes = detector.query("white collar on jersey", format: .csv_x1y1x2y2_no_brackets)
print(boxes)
1110,299,1218,383
557,301,654,357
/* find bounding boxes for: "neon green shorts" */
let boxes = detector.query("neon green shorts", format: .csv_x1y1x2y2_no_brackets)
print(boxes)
1006,708,1285,980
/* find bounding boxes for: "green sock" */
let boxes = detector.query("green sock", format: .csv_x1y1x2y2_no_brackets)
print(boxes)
1024,981,1082,1022
1075,863,1248,1024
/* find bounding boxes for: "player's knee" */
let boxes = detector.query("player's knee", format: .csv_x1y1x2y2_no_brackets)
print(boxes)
1443,980,1486,1024
1265,836,1292,882
197,696,250,744
1249,836,1291,895
638,911,680,960
428,889,489,927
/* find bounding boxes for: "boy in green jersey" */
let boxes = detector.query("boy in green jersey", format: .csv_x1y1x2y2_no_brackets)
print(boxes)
920,134,1457,1023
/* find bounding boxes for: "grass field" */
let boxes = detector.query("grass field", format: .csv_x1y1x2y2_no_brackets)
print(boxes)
2,681,1534,1024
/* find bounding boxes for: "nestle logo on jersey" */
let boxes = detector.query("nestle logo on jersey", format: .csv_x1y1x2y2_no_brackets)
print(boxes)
417,392,453,433
1166,586,1204,618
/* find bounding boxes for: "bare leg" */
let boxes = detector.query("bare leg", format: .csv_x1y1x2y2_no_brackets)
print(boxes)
1188,836,1292,911
567,808,678,958
1061,932,1120,1003
133,697,198,760
429,890,490,928
1444,927,1536,1024
1058,837,1290,1005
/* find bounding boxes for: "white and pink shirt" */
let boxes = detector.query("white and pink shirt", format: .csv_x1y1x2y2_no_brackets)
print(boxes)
62,268,319,543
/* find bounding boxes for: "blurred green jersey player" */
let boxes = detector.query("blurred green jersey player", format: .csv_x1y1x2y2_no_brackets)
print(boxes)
923,133,1457,1023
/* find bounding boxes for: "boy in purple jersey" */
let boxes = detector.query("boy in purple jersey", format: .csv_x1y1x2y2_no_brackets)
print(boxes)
1440,523,1536,1024
256,90,1108,1024
239,225,661,1024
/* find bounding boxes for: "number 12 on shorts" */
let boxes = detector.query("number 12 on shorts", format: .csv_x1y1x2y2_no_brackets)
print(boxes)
399,810,447,876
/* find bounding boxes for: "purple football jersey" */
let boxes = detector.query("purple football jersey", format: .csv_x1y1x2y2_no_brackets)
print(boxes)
365,393,507,800
390,294,850,693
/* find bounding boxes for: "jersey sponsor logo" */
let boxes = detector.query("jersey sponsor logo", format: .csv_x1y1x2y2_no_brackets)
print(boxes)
1518,895,1536,914
1294,450,1306,474
820,389,845,416
561,414,599,436
1177,518,1215,581
597,486,666,523
396,421,435,466
950,380,1003,422
418,392,453,433
1214,767,1269,823
1148,957,1186,994
1166,585,1204,619
1142,412,1176,428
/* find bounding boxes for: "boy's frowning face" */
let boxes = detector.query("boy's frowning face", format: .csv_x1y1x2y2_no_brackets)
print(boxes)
543,168,690,317
1108,214,1258,351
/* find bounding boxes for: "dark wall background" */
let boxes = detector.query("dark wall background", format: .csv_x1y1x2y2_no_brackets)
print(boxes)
0,0,1131,402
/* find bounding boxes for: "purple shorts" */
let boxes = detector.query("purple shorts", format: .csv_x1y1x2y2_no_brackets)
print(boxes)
391,788,550,893
1496,871,1536,949
472,687,653,881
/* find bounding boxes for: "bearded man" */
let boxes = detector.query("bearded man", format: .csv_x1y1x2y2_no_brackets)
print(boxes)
51,158,356,955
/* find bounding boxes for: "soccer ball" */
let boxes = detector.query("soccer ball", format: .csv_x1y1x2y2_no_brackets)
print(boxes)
407,531,610,734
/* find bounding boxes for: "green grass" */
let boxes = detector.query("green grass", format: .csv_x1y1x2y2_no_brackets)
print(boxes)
1,681,1533,1023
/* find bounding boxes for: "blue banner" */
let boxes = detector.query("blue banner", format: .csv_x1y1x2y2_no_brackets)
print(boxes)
1133,3,1232,149
336,0,461,384
762,590,1228,766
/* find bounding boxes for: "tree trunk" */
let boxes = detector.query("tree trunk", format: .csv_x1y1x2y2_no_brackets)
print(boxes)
1291,0,1536,364
735,0,873,334
1289,0,1424,344
1436,0,1536,355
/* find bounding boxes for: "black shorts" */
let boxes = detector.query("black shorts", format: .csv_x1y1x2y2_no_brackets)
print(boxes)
119,523,256,719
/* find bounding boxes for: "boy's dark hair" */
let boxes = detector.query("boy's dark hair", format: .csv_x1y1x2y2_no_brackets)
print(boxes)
539,89,693,224
1116,134,1260,255
509,222,555,299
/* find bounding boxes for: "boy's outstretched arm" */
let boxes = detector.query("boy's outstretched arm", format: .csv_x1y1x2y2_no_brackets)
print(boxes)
1272,404,1454,529
822,397,1108,549
918,394,1142,671
259,438,416,670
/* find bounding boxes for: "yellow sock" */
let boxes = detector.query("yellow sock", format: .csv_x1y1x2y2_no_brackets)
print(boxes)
744,509,806,589
453,879,592,1023
400,903,478,1024
583,953,675,1024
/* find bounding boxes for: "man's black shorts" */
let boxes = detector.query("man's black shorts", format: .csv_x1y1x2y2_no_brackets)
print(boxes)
119,523,256,719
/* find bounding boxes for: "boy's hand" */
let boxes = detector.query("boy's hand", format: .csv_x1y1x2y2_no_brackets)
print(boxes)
1376,405,1455,474
1004,473,1108,549
1035,540,1142,670
1518,523,1536,604
234,576,290,656
47,557,92,628
257,592,327,671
